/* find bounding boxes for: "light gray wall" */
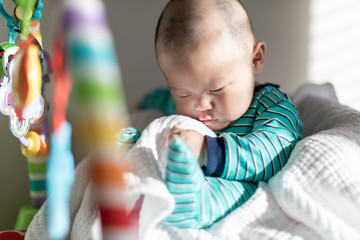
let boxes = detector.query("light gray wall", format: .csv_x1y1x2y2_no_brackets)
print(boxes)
104,0,169,111
0,0,309,230
243,0,310,94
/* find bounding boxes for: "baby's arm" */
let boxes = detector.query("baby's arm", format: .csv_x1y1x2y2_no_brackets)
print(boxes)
205,100,302,182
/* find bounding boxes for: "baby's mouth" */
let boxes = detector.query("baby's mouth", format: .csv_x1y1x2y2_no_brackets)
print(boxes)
200,118,217,126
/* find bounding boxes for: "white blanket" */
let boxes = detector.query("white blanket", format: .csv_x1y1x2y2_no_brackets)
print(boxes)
26,85,360,240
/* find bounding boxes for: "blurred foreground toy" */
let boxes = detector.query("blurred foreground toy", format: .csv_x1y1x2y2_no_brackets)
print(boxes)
45,21,75,239
46,121,74,239
63,0,138,238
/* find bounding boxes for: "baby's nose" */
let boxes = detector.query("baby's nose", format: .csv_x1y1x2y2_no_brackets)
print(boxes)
195,95,212,111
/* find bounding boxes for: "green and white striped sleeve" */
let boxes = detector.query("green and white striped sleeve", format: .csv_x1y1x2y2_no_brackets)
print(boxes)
205,88,303,182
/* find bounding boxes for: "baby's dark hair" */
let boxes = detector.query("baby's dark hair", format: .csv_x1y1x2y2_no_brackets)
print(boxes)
155,0,254,56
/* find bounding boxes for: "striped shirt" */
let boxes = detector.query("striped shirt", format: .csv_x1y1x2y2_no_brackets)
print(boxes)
204,84,303,181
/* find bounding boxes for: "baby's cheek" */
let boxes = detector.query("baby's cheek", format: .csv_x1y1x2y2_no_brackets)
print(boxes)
176,103,196,118
221,96,246,119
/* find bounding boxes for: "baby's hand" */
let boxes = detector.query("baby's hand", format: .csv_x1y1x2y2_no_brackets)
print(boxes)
167,125,206,160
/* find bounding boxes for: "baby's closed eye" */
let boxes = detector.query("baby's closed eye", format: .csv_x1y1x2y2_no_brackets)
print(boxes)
178,94,192,99
209,86,225,93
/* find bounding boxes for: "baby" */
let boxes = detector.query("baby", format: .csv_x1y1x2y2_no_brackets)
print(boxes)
142,0,302,228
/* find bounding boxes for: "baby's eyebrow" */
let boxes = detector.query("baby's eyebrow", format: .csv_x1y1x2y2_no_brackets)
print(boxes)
210,77,230,85
169,86,191,92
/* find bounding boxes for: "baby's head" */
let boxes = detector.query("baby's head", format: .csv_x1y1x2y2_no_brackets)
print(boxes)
155,0,266,130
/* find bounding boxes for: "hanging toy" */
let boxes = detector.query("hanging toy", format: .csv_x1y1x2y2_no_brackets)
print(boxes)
0,36,46,139
0,0,49,231
0,0,46,139
12,34,44,122
13,0,43,37
0,42,32,138
0,0,43,43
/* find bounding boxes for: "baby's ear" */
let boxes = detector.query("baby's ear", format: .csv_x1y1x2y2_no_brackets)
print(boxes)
252,41,266,75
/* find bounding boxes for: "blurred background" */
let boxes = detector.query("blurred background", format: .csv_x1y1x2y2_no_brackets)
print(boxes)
0,0,359,230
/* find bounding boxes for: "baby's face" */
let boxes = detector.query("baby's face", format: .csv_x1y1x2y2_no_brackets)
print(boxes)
158,33,256,131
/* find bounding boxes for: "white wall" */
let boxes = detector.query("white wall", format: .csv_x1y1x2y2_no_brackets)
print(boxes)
308,0,360,110
0,0,358,230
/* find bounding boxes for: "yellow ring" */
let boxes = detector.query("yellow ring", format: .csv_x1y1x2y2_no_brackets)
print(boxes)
21,131,41,158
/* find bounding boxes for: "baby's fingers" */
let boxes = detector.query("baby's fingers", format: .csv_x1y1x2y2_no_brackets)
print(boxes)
166,131,178,147
166,125,184,146
170,125,182,134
